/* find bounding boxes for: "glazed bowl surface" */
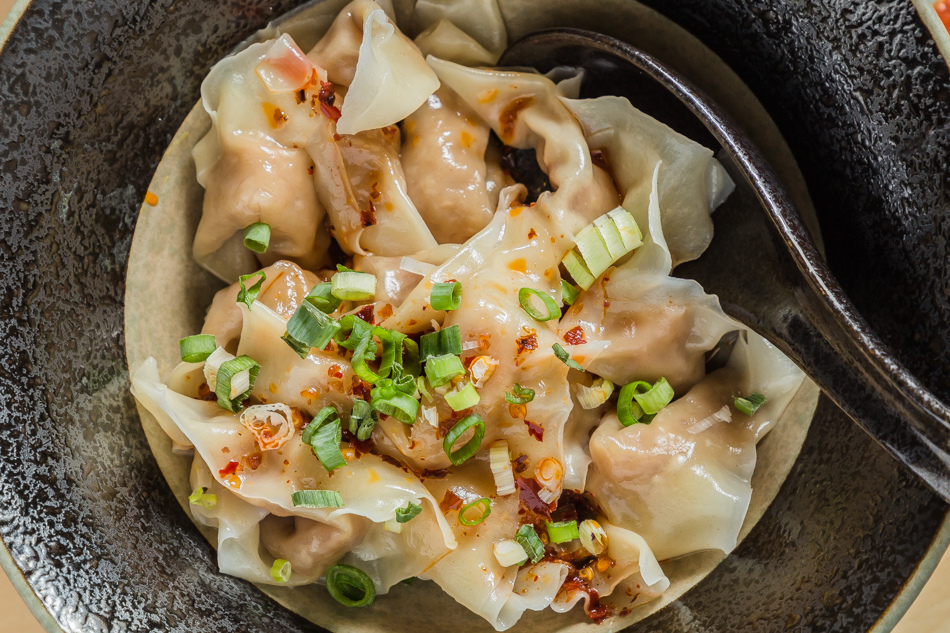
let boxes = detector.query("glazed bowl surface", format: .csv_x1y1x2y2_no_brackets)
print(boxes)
1,1,949,632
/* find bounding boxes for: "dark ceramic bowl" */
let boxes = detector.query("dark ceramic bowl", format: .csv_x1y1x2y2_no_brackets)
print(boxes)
1,1,949,632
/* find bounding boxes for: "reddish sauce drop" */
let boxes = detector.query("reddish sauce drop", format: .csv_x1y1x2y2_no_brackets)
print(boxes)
515,477,553,519
355,305,375,324
218,461,240,477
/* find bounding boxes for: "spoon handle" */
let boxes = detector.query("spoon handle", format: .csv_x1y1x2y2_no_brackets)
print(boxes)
680,158,950,502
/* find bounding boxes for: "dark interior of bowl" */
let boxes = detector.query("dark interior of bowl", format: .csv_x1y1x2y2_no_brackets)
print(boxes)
0,1,948,632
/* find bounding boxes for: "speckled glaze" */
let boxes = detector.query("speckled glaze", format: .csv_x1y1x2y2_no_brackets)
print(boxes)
0,1,948,633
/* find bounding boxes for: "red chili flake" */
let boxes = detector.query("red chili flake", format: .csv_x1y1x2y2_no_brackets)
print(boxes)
355,304,375,324
328,364,344,380
527,228,538,240
333,133,342,142
512,454,529,473
290,407,311,430
439,489,464,513
407,319,418,326
515,477,553,518
516,328,538,355
381,125,399,140
295,89,306,105
320,102,342,121
360,201,377,227
499,96,534,142
244,452,263,471
307,164,315,175
558,567,612,623
342,428,374,456
509,403,527,420
525,420,544,441
369,181,381,200
563,326,587,346
421,468,449,479
377,304,394,319
218,461,240,477
317,80,335,106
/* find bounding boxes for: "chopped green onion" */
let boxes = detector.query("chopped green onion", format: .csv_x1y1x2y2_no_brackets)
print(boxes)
214,355,260,412
187,487,217,510
458,497,492,526
552,343,584,372
303,406,339,445
292,489,344,508
325,564,376,607
515,524,545,564
371,392,419,425
635,377,674,414
608,206,643,251
562,250,595,290
179,334,216,363
396,501,423,523
593,215,626,260
306,282,342,313
402,338,421,377
518,288,560,321
352,331,384,384
445,382,480,411
243,222,271,253
546,520,579,544
420,325,462,362
505,384,535,405
351,399,379,441
283,301,342,358
424,353,465,387
574,223,613,278
336,264,356,273
312,417,346,471
735,392,768,416
430,282,462,311
443,413,485,465
417,376,433,402
560,279,579,307
270,558,291,583
301,406,346,471
332,315,372,351
391,367,417,395
331,270,377,301
576,377,614,410
237,270,266,309
370,327,402,379
617,378,674,426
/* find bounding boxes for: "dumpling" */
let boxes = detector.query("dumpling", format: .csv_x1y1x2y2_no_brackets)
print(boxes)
401,86,496,243
562,96,735,267
412,0,508,62
192,35,333,281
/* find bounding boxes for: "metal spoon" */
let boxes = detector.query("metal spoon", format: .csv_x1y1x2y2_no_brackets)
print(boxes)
499,29,950,501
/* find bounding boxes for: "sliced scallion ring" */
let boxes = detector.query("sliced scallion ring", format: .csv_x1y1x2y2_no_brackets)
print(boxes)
515,524,545,564
634,377,674,414
443,413,485,465
283,300,341,358
402,338,421,378
562,249,595,290
445,382,480,411
187,487,217,510
269,558,291,584
331,270,377,301
552,343,584,372
735,392,767,416
617,378,675,426
545,520,579,544
302,406,339,446
560,279,579,307
179,334,216,363
334,315,374,351
505,384,535,405
370,388,419,425
325,564,376,607
430,281,462,311
311,416,346,471
395,501,422,523
214,355,260,412
352,331,383,384
424,353,465,388
518,288,560,321
306,282,342,314
291,489,344,508
237,270,266,309
458,497,492,526
243,222,271,254
348,399,372,435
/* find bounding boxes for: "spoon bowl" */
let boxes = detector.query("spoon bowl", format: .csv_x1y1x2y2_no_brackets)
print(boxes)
499,28,950,501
